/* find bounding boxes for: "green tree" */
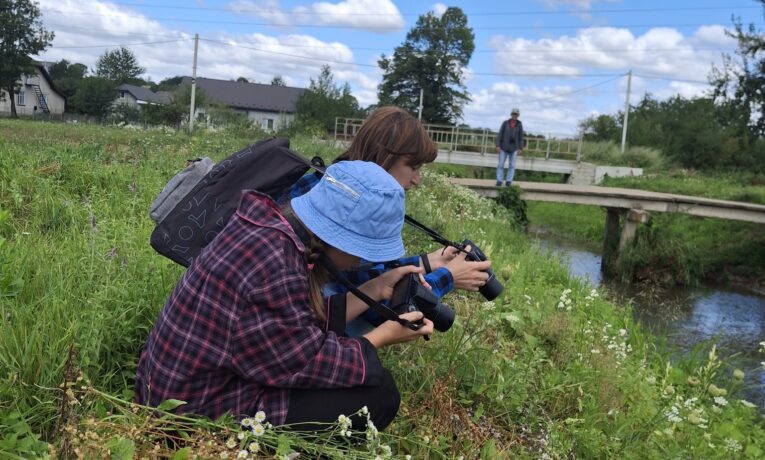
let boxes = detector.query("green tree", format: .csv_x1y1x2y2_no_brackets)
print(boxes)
95,46,145,85
377,6,475,124
710,0,765,137
580,114,621,142
156,76,184,91
48,59,87,99
68,77,116,118
295,65,363,131
0,0,54,117
270,75,286,86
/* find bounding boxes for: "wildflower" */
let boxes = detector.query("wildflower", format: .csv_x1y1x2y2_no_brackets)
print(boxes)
707,384,727,397
665,405,682,423
733,369,745,381
361,406,369,415
708,345,717,363
663,385,675,396
646,376,656,385
422,435,430,444
226,438,237,449
504,313,520,323
618,329,627,337
687,413,701,425
724,438,742,453
713,396,728,406
338,414,348,424
241,417,253,428
405,456,412,460
221,453,229,459
255,411,266,423
237,450,248,459
759,341,765,353
248,442,260,453
687,376,700,386
741,399,757,408
237,432,245,440
252,424,265,437
590,349,601,354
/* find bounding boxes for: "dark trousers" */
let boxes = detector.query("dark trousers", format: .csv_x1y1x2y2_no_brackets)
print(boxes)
284,369,400,432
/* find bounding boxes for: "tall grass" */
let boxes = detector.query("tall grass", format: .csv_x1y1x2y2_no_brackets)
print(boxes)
1,119,764,458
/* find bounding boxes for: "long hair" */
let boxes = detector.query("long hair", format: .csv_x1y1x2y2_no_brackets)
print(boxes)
334,106,437,170
306,247,328,322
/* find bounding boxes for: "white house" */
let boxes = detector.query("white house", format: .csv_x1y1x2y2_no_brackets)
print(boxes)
115,84,172,109
179,77,305,130
0,63,66,116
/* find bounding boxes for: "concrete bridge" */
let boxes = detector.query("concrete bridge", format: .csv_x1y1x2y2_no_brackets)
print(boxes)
334,117,642,185
450,178,765,273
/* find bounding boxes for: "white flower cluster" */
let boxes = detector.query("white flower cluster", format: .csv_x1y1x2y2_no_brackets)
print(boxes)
604,325,632,362
724,438,743,453
664,397,708,429
584,288,599,307
557,288,573,310
337,413,353,437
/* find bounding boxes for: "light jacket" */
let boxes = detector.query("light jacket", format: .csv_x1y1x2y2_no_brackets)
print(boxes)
496,119,524,153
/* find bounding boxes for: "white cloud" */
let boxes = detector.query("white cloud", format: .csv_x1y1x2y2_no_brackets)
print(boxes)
432,3,447,18
538,0,619,12
37,0,372,91
488,26,730,82
227,0,404,32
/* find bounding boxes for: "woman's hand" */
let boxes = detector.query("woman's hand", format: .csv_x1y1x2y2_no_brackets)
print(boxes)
444,246,492,292
363,311,434,348
359,264,427,302
426,246,460,270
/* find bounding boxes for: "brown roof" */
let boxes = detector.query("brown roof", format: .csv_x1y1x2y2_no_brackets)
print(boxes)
180,77,305,113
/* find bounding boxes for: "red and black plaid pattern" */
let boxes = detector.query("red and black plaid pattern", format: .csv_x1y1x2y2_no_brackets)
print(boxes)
135,191,382,424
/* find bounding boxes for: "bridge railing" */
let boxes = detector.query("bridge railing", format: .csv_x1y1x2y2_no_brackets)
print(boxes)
335,117,583,162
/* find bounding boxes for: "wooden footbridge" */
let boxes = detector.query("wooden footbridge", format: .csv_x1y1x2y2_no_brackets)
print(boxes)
451,178,765,273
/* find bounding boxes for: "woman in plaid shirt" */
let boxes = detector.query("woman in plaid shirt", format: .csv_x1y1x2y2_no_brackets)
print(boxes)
135,161,433,431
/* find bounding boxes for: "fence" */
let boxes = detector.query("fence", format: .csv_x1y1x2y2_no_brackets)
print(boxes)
334,117,583,162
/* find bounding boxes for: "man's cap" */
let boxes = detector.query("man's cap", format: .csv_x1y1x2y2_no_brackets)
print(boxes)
291,161,405,262
511,108,520,115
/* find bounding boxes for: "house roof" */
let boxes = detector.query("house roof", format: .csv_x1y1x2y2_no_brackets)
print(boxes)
180,77,305,113
117,84,172,104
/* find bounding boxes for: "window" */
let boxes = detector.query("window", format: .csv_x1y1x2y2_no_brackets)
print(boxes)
17,90,25,106
261,117,274,130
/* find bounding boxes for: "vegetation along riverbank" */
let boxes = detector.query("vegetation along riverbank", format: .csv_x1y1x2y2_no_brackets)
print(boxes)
1,119,764,458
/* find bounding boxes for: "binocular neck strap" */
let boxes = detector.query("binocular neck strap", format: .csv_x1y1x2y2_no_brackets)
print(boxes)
317,253,422,332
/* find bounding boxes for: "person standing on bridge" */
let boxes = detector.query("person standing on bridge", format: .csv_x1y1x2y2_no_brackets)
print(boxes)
495,108,524,187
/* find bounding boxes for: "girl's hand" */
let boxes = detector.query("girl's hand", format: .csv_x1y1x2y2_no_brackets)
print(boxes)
359,265,426,301
444,245,492,292
363,311,434,348
426,246,459,271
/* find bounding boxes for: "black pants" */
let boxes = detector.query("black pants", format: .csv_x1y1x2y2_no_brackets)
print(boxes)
284,369,400,432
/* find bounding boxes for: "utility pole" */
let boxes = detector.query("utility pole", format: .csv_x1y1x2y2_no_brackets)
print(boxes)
418,88,424,121
189,33,199,133
620,70,632,154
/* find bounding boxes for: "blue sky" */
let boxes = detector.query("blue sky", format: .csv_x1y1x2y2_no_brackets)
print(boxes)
36,0,764,135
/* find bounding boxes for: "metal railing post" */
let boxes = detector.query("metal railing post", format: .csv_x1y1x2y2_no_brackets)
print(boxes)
450,125,456,152
545,135,551,160
577,131,583,162
481,128,487,154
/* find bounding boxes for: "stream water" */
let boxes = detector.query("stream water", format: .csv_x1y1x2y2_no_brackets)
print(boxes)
533,232,765,408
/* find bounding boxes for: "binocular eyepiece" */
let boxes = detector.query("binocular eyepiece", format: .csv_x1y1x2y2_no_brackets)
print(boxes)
459,239,504,301
390,274,455,332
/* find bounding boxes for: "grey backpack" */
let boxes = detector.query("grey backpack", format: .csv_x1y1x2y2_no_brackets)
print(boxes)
149,157,215,224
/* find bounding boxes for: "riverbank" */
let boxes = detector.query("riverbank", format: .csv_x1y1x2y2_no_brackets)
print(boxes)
1,119,764,458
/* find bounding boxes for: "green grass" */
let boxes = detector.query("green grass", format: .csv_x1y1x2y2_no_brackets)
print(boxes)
1,119,764,459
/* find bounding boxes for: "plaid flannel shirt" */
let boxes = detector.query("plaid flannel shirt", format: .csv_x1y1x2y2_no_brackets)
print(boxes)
135,191,383,424
279,173,455,304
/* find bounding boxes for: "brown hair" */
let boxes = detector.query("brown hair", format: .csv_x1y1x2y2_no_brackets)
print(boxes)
335,106,438,170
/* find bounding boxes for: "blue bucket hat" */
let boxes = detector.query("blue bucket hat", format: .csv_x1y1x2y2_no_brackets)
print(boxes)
291,161,405,262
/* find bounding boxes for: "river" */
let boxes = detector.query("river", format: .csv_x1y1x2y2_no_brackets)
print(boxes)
534,232,765,408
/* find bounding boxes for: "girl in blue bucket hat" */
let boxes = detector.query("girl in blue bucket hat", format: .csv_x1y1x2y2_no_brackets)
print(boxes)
135,160,432,433
280,106,493,335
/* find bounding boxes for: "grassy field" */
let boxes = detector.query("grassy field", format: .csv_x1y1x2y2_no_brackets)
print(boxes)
1,119,764,459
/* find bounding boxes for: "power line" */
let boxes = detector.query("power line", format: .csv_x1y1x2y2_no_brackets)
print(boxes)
41,10,746,31
76,2,764,17
515,74,627,104
632,73,710,84
53,38,191,49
